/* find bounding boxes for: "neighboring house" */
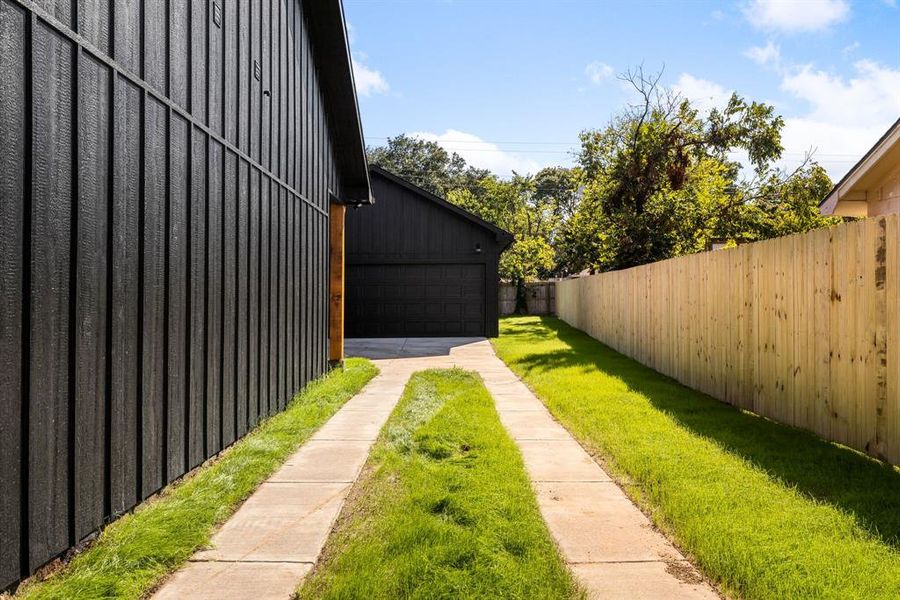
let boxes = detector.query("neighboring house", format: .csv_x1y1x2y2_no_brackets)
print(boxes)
820,118,900,217
0,0,369,589
345,166,514,338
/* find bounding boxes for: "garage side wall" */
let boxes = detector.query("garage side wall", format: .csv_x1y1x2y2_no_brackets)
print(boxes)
0,0,342,587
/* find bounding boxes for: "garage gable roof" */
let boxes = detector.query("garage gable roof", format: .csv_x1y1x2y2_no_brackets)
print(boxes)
370,165,515,249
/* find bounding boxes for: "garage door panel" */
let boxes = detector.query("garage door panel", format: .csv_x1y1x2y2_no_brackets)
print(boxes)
346,263,485,337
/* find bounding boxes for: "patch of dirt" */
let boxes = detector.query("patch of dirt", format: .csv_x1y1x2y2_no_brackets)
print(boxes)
665,560,707,586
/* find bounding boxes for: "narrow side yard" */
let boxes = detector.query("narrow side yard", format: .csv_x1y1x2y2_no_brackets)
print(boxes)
298,368,582,599
15,359,377,600
493,316,900,600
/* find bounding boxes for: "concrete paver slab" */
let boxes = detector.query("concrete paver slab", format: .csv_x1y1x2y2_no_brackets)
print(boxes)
311,409,394,441
271,441,372,482
536,481,682,563
192,511,341,563
154,562,312,600
498,410,573,440
572,562,718,600
231,482,350,518
516,440,612,482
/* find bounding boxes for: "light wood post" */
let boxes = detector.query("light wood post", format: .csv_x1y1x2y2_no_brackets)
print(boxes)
329,202,346,363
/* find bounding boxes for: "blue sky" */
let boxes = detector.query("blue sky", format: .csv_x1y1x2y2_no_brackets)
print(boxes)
344,0,900,180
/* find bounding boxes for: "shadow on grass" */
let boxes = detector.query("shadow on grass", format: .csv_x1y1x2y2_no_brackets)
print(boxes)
504,316,900,550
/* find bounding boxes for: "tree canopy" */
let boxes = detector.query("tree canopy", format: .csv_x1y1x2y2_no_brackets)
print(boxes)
366,69,840,283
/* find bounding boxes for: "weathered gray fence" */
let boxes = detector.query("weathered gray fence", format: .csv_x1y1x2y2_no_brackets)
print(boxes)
499,281,556,316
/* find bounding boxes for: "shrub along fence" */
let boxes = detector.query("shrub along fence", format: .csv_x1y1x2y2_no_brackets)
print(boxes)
557,216,900,467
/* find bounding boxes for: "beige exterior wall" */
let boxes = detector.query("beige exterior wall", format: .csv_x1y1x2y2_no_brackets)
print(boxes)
868,162,900,216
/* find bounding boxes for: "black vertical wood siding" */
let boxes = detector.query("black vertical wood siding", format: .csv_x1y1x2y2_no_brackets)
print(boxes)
0,0,344,588
346,170,510,338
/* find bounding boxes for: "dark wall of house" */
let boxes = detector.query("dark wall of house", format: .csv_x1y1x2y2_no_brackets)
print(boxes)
0,0,342,587
345,172,504,337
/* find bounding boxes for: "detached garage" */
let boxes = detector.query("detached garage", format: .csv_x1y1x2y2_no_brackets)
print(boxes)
345,167,513,337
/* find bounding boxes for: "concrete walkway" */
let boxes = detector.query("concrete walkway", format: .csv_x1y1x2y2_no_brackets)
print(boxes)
348,337,718,600
154,361,417,600
156,337,717,599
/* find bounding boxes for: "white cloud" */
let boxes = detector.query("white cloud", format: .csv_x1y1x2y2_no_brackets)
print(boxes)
351,57,389,97
780,60,900,128
347,22,389,97
742,0,849,32
744,41,781,66
673,73,732,112
842,41,861,55
778,60,900,177
585,61,614,85
666,61,900,180
409,129,542,176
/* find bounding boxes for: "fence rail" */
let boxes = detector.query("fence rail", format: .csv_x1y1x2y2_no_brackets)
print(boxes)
557,216,900,466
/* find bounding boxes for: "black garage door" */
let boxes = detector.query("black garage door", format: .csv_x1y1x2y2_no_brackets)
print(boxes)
346,263,485,337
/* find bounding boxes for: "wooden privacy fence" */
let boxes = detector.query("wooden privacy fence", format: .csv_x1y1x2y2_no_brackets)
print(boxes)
557,216,900,466
499,281,557,316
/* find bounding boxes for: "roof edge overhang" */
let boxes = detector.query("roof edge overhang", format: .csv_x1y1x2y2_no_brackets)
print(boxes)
369,165,515,249
306,0,372,205
820,117,900,215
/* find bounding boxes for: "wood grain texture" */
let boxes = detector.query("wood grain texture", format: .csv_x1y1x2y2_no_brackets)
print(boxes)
2,0,344,584
110,76,141,515
557,217,900,466
167,113,189,478
141,96,167,499
74,52,110,541
0,1,25,587
188,129,207,469
29,22,73,569
222,150,237,447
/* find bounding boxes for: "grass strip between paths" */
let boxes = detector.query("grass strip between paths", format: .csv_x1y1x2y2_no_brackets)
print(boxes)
16,358,378,600
493,316,900,600
298,368,582,600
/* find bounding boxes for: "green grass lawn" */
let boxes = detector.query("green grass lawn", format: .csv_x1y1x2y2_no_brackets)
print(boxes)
492,316,900,599
298,368,582,600
15,358,377,600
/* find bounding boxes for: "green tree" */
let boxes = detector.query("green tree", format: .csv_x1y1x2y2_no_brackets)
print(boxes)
572,67,838,271
366,134,488,197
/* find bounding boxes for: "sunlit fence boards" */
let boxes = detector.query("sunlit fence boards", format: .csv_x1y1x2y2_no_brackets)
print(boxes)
557,216,900,467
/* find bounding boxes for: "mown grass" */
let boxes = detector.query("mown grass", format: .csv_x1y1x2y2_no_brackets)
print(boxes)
15,358,378,600
492,316,900,599
298,368,582,600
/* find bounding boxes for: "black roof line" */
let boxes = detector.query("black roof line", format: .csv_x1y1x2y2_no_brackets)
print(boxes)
369,165,515,248
306,0,372,204
819,116,900,208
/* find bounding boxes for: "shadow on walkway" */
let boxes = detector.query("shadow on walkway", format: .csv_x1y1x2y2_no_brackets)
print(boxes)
506,316,900,551
346,337,485,360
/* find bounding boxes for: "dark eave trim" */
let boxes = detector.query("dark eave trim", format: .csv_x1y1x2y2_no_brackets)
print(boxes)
306,0,372,204
370,165,515,249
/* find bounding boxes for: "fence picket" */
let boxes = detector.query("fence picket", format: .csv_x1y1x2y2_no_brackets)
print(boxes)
558,218,900,466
